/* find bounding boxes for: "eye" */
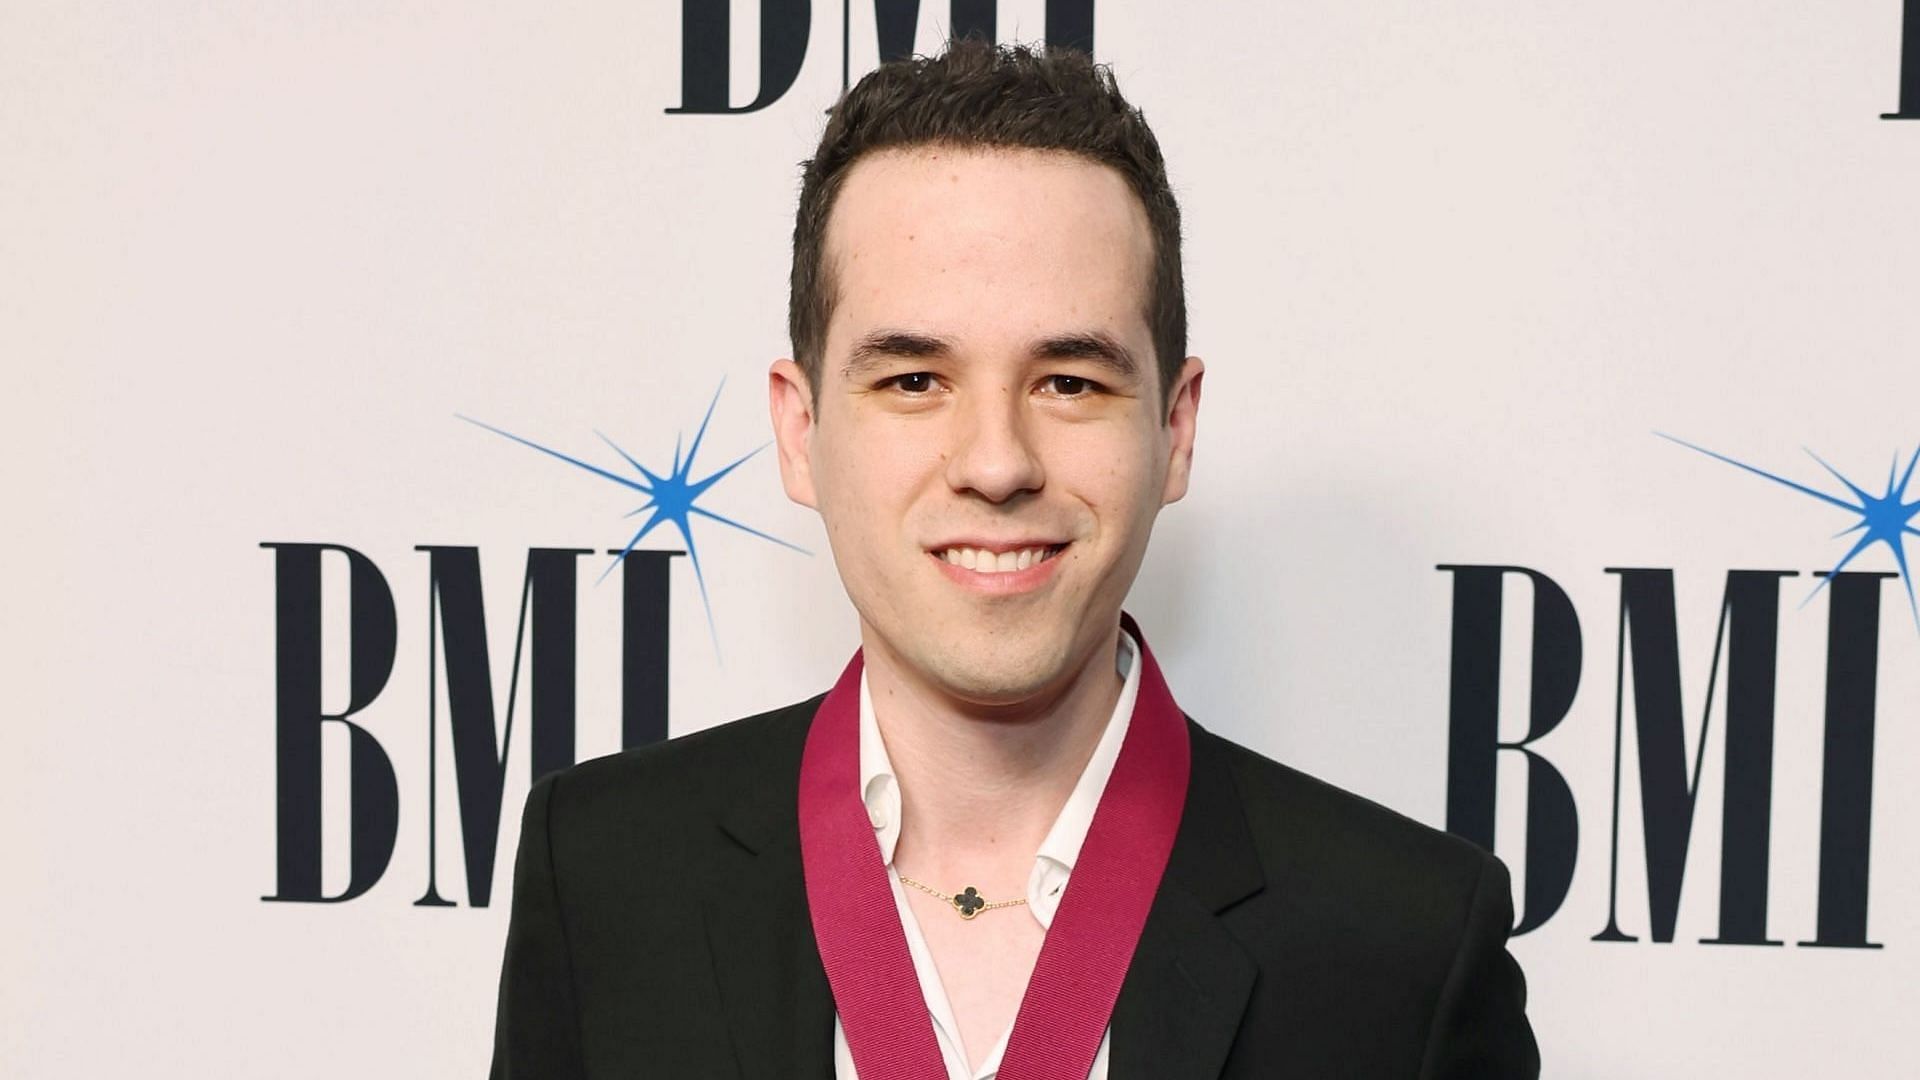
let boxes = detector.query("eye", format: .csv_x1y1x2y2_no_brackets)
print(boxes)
1042,374,1098,397
885,372,937,394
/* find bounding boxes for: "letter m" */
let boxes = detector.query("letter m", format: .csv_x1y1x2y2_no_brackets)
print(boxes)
1595,568,1795,945
414,546,590,908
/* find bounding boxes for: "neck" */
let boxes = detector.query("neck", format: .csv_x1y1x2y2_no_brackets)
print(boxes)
861,624,1126,880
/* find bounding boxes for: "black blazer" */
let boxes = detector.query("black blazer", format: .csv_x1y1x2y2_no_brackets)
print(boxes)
492,697,1539,1078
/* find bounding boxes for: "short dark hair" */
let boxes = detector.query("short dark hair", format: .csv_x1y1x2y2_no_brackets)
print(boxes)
789,39,1186,412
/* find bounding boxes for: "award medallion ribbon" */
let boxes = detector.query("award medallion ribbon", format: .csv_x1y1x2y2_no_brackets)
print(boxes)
798,614,1192,1079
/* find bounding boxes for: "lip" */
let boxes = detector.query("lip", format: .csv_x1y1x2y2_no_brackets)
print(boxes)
926,540,1069,595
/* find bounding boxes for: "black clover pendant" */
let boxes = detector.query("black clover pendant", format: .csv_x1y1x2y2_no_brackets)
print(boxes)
953,886,986,919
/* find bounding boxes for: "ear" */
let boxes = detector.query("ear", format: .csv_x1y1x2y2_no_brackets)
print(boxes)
1160,355,1205,505
769,358,819,508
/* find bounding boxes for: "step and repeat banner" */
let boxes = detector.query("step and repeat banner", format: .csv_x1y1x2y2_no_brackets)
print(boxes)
6,2,1918,1076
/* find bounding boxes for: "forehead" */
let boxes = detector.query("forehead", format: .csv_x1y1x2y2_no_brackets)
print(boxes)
821,146,1155,356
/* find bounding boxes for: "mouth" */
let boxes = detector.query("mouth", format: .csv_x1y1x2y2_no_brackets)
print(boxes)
929,542,1068,575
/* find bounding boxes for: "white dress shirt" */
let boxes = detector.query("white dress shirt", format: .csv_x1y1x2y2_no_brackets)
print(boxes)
832,629,1141,1080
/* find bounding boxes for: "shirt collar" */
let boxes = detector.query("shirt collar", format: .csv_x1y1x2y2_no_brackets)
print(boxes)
858,628,1142,926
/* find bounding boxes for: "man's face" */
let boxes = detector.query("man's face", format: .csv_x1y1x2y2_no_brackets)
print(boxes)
771,146,1202,706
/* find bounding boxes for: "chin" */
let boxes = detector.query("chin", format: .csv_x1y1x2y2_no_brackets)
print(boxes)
912,634,1080,708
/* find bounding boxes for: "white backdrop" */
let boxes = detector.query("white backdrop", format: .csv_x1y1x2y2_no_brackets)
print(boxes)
5,1,1918,1076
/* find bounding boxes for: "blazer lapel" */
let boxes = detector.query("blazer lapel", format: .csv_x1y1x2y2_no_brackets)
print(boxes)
692,704,1268,1080
700,702,836,1080
1110,722,1265,1079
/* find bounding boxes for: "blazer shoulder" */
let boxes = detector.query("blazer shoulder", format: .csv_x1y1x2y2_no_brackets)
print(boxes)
1198,725,1494,899
535,693,824,845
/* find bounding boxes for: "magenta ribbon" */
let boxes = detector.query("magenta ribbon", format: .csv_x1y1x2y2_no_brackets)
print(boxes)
798,616,1191,1079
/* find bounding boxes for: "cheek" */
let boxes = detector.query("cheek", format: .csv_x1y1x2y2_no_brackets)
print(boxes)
815,422,944,536
1050,427,1165,522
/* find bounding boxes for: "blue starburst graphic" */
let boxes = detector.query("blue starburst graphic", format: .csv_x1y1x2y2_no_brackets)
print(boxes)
459,380,808,653
1660,434,1920,633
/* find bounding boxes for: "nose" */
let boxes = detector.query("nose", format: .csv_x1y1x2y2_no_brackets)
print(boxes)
944,386,1044,503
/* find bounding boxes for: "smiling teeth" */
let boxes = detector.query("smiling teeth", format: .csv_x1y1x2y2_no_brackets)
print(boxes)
941,546,1058,573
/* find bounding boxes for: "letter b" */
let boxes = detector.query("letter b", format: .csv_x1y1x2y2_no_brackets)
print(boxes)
1438,565,1581,935
261,543,400,903
1885,0,1919,119
668,0,811,114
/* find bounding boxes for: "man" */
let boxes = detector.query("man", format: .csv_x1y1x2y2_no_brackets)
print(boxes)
492,40,1538,1079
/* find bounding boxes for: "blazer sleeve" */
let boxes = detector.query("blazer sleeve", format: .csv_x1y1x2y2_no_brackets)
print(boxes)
1417,854,1541,1079
491,772,588,1080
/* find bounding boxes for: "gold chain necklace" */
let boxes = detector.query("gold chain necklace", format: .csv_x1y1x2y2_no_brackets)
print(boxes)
897,876,1028,920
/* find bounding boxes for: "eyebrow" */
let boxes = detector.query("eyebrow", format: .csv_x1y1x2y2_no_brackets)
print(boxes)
842,330,953,380
841,329,1142,381
1032,331,1141,380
